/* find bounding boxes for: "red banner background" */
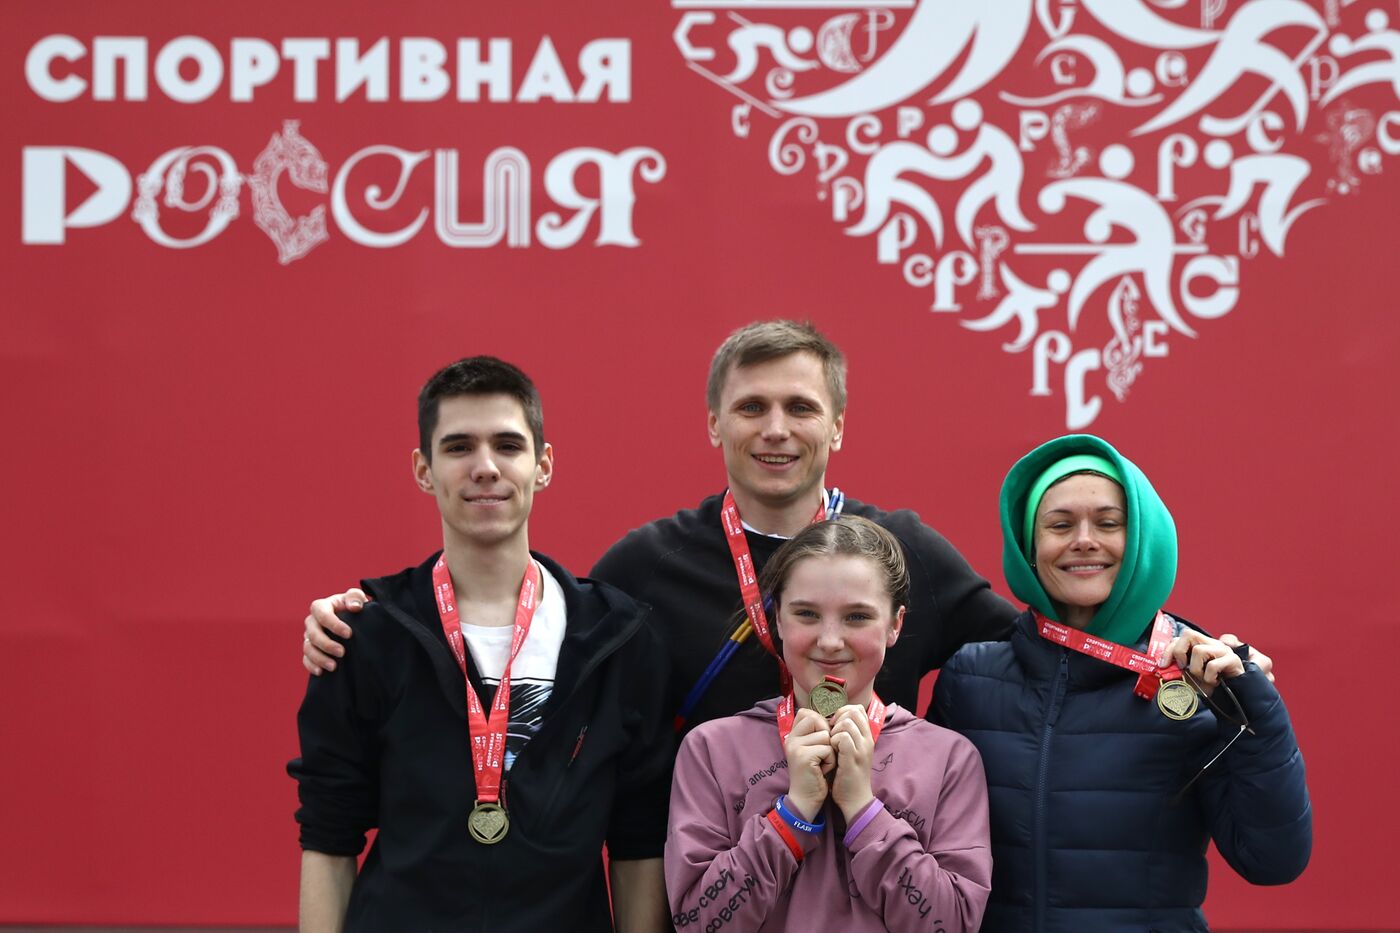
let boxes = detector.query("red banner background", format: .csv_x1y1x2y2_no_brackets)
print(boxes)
3,1,1395,926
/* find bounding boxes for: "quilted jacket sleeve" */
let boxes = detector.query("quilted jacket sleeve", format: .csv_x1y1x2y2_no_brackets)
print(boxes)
1195,664,1312,884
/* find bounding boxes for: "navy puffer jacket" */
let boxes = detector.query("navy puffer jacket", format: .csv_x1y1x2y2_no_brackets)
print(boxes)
932,611,1311,933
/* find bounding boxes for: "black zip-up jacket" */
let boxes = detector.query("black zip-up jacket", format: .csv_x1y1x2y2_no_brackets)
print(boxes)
288,551,673,931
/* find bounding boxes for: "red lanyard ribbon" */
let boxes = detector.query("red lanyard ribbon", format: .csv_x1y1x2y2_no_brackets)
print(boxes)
719,489,827,675
776,689,887,744
1035,609,1182,700
433,554,542,803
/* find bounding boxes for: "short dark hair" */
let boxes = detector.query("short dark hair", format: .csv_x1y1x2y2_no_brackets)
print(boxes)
759,516,909,657
417,356,545,460
706,320,848,414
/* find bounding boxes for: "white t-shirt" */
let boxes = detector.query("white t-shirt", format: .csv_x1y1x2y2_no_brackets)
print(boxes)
459,561,566,770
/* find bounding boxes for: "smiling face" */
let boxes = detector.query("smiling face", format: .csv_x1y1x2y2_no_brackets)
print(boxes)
707,352,844,529
774,554,904,709
412,393,553,552
1032,473,1126,629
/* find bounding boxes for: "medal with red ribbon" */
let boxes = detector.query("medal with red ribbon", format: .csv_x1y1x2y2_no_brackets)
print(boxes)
777,675,887,744
808,674,848,718
1035,610,1199,719
432,553,542,844
719,489,828,692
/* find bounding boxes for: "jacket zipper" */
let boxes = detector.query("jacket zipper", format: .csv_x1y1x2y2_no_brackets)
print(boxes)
508,613,642,831
1034,652,1070,933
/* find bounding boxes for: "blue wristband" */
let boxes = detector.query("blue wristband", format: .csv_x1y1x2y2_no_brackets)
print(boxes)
773,795,826,835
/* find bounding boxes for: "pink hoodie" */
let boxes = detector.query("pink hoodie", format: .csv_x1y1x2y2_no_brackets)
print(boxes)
665,699,991,932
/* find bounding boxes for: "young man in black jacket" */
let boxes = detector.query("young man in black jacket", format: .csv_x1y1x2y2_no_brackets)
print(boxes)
289,357,671,932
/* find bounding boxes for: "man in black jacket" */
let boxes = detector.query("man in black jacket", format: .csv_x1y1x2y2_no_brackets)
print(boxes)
289,357,671,931
587,320,1017,729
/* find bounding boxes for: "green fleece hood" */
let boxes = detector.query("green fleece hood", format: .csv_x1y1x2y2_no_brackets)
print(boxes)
1000,434,1177,646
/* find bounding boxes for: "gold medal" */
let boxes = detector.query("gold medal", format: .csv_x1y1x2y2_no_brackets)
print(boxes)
468,801,509,845
1156,679,1199,721
809,679,848,718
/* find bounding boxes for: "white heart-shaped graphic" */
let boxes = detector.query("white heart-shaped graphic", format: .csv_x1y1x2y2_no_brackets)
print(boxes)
673,0,1396,428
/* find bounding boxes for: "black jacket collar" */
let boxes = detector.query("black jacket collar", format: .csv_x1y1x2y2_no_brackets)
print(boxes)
360,550,648,719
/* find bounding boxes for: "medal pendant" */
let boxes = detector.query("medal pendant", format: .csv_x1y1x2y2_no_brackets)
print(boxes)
468,801,510,845
1156,679,1199,721
809,680,848,718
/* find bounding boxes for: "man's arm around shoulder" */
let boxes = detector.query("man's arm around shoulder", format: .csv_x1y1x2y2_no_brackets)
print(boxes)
885,508,1018,646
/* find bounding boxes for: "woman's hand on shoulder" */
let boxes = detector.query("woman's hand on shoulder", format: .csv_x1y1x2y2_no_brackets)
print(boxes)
784,708,834,821
1164,629,1246,696
829,705,876,823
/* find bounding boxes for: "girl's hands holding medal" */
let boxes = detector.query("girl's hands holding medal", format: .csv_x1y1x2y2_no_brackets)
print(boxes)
783,708,836,821
783,703,877,823
829,704,876,822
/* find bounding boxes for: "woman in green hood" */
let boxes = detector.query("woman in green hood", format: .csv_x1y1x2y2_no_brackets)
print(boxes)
932,434,1311,933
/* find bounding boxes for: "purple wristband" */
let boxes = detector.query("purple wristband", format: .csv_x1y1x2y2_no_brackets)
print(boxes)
842,797,884,847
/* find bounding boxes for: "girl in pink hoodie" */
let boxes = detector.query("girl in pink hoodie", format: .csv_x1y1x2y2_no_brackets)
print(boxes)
665,516,992,932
